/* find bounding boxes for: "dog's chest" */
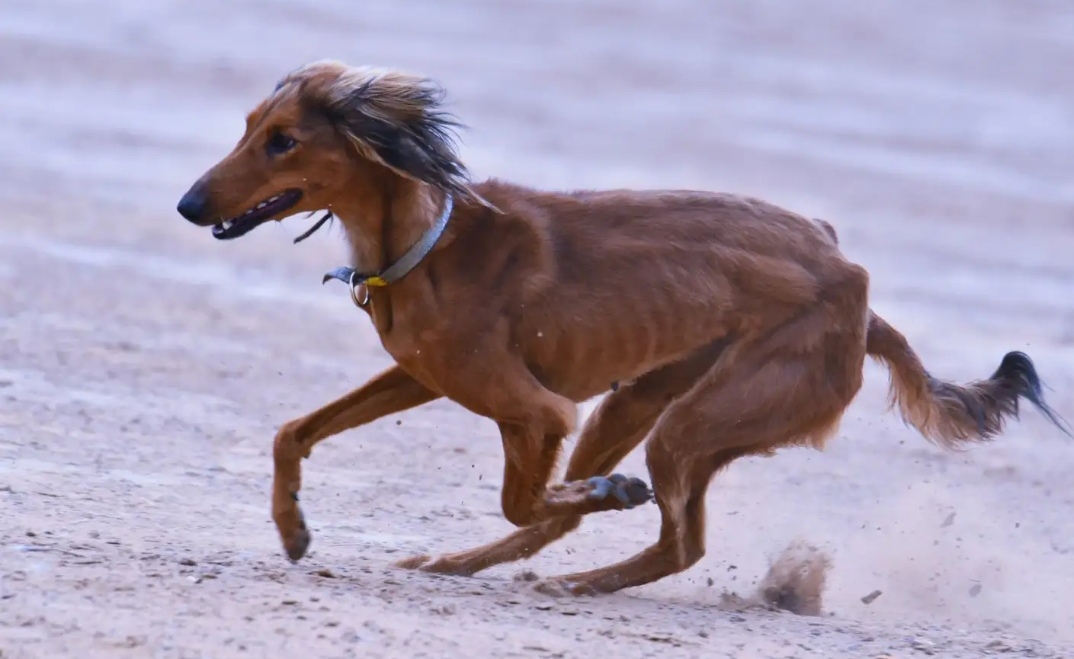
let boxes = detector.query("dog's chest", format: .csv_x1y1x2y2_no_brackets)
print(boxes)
373,322,459,395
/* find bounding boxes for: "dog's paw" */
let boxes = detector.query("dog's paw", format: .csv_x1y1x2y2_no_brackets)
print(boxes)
533,577,597,597
275,499,312,562
395,553,480,576
282,526,311,562
585,474,652,508
393,553,432,570
543,474,653,515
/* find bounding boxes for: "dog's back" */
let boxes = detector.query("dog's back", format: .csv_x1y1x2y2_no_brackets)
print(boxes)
452,181,854,400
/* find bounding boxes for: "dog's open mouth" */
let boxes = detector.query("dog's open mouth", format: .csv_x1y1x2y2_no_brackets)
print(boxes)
211,189,302,240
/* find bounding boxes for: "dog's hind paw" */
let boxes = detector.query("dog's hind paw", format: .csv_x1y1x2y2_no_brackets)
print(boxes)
586,474,652,508
543,474,653,516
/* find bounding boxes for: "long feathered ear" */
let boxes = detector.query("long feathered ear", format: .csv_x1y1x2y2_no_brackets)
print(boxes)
321,68,495,209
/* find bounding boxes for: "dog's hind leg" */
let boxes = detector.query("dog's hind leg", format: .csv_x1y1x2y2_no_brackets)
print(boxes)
537,268,870,595
537,338,731,520
273,365,440,562
394,339,727,577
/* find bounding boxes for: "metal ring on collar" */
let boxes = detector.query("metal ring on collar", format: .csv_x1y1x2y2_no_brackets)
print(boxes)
348,270,370,307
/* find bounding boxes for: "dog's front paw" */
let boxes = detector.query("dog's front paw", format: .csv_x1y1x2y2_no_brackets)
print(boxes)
533,577,597,597
282,525,311,562
393,553,432,570
273,492,312,562
394,553,482,576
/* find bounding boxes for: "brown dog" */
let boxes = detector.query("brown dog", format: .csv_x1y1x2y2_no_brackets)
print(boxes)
176,60,1068,595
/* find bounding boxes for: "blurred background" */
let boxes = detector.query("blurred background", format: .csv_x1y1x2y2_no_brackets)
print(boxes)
3,1,1073,656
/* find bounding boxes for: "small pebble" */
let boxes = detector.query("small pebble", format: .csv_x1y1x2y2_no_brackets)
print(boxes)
910,637,935,655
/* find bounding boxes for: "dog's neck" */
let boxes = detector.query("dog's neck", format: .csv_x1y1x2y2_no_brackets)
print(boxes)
332,177,450,276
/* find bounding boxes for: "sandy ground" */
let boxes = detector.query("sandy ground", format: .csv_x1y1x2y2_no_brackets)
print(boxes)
3,1,1074,657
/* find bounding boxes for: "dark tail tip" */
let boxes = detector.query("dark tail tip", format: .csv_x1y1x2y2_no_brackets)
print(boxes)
994,351,1072,437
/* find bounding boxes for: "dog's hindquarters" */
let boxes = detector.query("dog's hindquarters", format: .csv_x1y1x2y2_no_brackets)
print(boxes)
865,312,1070,446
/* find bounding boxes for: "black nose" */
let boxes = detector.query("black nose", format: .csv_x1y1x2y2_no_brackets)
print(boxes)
177,186,208,223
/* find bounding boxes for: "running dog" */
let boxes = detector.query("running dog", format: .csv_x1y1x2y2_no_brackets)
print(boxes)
176,60,1068,595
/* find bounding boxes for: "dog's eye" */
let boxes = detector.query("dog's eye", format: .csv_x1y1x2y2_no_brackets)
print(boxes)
266,130,297,157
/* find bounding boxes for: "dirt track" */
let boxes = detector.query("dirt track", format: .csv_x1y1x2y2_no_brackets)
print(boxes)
3,1,1074,657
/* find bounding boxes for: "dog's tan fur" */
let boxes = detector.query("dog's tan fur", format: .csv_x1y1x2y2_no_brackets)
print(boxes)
178,60,1067,595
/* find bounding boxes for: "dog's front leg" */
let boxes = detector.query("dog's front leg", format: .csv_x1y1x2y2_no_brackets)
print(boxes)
394,414,652,577
272,364,439,562
393,419,566,576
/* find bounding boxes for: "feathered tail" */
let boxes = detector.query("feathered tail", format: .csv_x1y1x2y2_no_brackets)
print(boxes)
865,312,1070,447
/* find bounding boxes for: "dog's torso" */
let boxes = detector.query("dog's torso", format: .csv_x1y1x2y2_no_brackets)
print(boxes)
374,180,857,405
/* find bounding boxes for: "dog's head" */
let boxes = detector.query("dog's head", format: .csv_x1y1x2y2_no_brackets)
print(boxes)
176,60,481,240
